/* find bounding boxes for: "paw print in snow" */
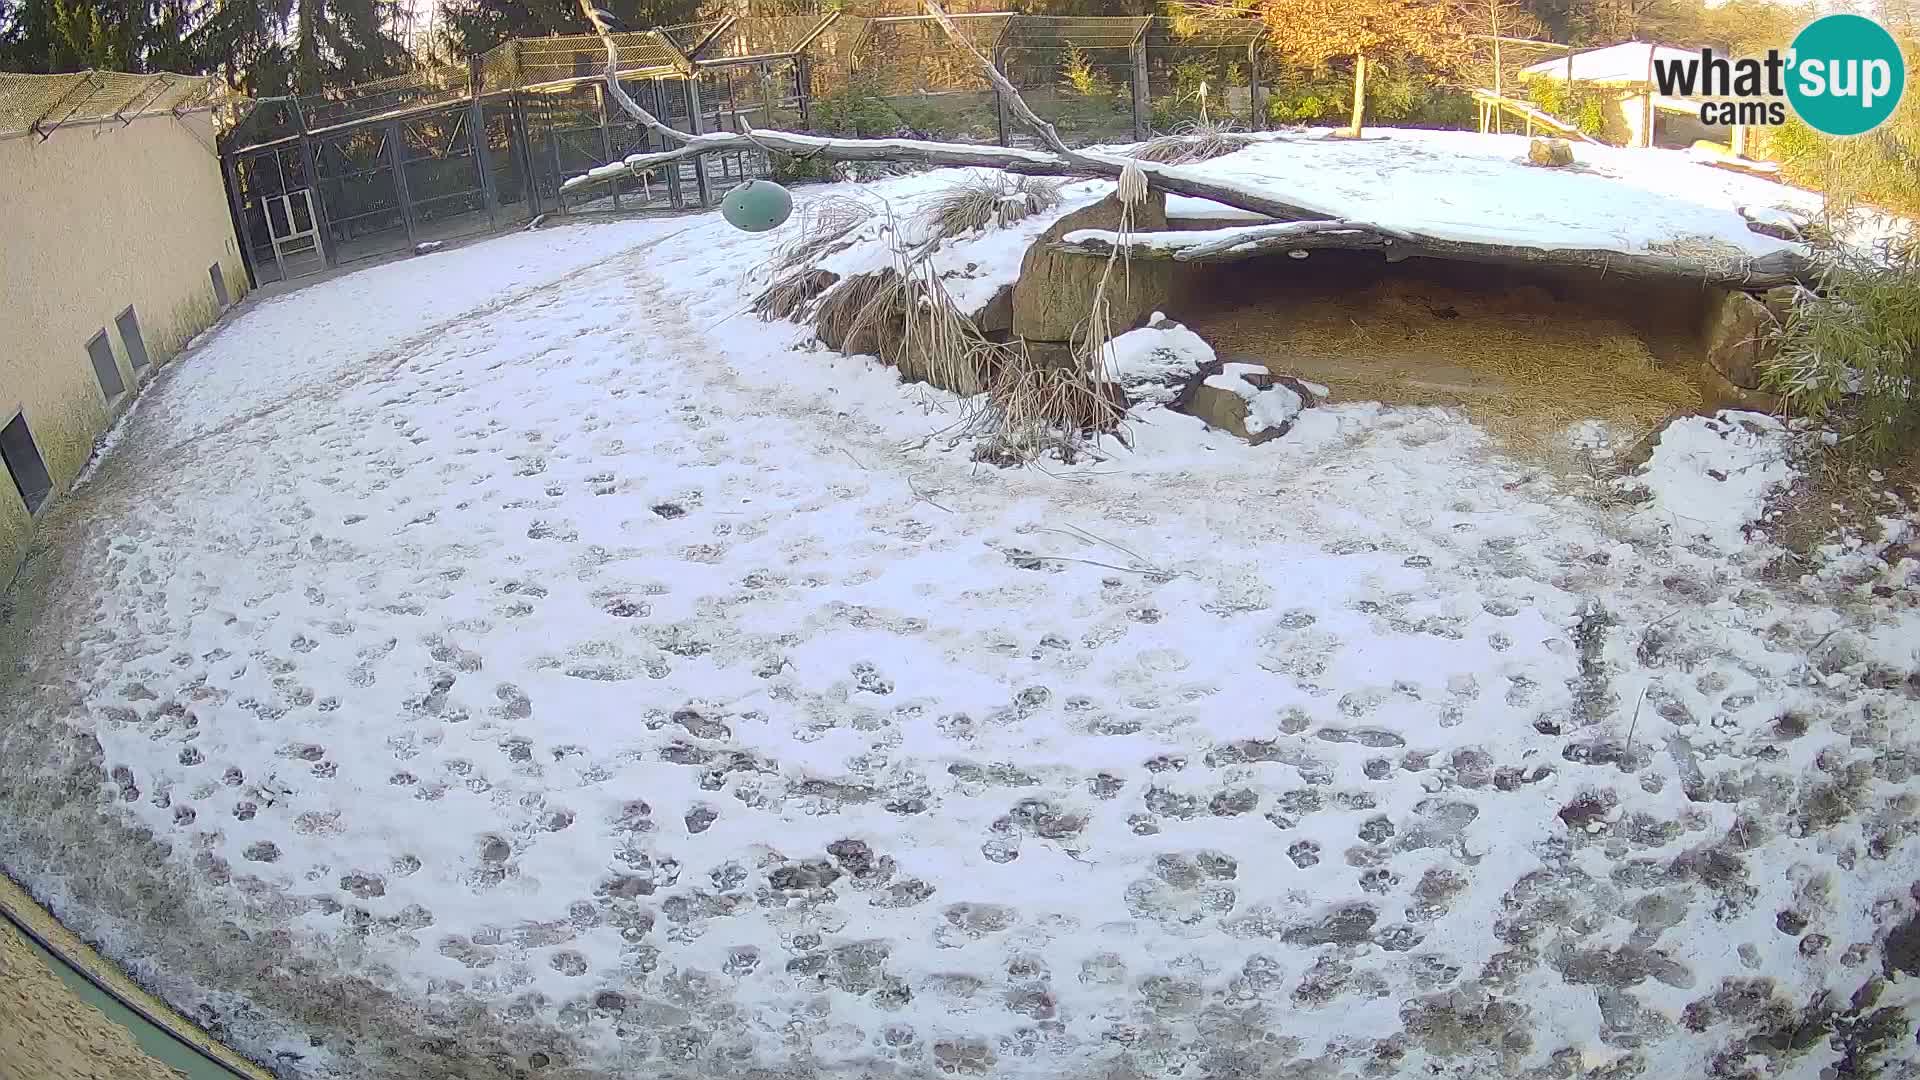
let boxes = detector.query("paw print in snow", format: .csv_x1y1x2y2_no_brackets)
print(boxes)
851,662,893,695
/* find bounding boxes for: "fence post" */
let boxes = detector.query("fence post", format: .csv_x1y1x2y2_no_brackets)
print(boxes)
470,64,499,225
1130,35,1150,141
686,74,712,207
993,42,1011,146
596,81,620,211
388,119,418,247
1248,42,1264,130
795,54,812,128
513,95,541,217
290,101,338,267
656,79,684,209
221,152,262,290
547,104,565,210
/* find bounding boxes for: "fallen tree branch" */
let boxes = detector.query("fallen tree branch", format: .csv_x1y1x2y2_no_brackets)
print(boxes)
1053,224,1822,288
560,127,1344,221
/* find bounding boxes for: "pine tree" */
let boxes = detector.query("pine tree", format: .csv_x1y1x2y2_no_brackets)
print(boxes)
194,0,409,94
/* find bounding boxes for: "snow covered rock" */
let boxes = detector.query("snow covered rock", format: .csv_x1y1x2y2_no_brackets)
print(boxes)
1173,356,1318,444
1101,314,1215,405
1012,190,1172,342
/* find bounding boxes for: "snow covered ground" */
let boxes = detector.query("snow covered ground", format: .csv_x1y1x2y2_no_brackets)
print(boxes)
3,150,1919,1080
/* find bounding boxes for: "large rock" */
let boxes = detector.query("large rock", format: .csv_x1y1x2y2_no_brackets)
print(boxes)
1012,191,1173,343
1527,138,1575,167
973,284,1014,338
1173,359,1314,445
1695,360,1783,414
1699,288,1777,390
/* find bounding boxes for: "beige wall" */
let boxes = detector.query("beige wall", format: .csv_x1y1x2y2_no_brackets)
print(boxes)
0,110,245,580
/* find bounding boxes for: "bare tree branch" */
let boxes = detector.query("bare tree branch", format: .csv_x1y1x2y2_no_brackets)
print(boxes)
579,0,692,145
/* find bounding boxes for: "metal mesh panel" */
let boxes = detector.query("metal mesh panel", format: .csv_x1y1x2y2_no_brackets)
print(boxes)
476,40,522,97
658,19,727,55
0,70,227,139
515,32,684,90
998,16,1145,146
1147,17,1266,130
839,15,1009,96
691,16,832,63
801,14,1006,142
298,67,468,132
1002,15,1149,49
1150,17,1264,49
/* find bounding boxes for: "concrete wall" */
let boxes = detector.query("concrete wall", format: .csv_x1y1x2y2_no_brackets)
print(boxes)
0,110,245,581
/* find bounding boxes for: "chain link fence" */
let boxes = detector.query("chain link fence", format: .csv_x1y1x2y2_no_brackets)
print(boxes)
209,11,1299,286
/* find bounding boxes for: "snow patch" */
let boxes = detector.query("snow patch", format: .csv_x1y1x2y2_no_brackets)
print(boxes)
1100,315,1215,404
1632,411,1796,553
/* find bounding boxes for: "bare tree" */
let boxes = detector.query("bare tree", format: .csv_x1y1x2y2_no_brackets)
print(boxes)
1254,0,1466,136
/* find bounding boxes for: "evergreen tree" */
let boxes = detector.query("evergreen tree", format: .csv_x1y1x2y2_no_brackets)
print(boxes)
437,0,704,62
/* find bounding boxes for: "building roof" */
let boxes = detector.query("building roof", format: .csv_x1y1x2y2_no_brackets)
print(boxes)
1519,41,1699,85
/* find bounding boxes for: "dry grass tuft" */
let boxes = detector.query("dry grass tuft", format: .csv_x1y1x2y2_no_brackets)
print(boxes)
753,268,840,322
976,347,1128,460
813,268,900,356
1128,120,1258,165
918,173,1064,243
752,196,878,324
798,200,1130,464
775,196,876,276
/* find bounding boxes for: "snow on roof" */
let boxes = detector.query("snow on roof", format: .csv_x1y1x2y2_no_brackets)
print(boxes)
1519,41,1699,84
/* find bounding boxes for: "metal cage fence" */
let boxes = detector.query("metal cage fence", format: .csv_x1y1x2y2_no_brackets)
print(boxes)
0,70,229,140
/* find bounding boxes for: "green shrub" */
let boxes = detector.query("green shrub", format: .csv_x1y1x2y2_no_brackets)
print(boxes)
811,78,900,137
1524,78,1609,138
1765,237,1920,456
771,154,841,184
1262,65,1471,130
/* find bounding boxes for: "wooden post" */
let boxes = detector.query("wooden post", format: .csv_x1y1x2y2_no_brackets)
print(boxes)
993,42,1012,146
546,102,565,210
1348,54,1367,137
1642,44,1656,148
1130,34,1149,141
686,75,712,207
388,119,418,247
1731,122,1747,158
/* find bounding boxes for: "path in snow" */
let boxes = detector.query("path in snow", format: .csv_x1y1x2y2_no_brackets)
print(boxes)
1,211,1917,1080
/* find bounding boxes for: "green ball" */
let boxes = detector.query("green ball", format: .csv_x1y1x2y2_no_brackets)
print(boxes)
720,179,793,233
